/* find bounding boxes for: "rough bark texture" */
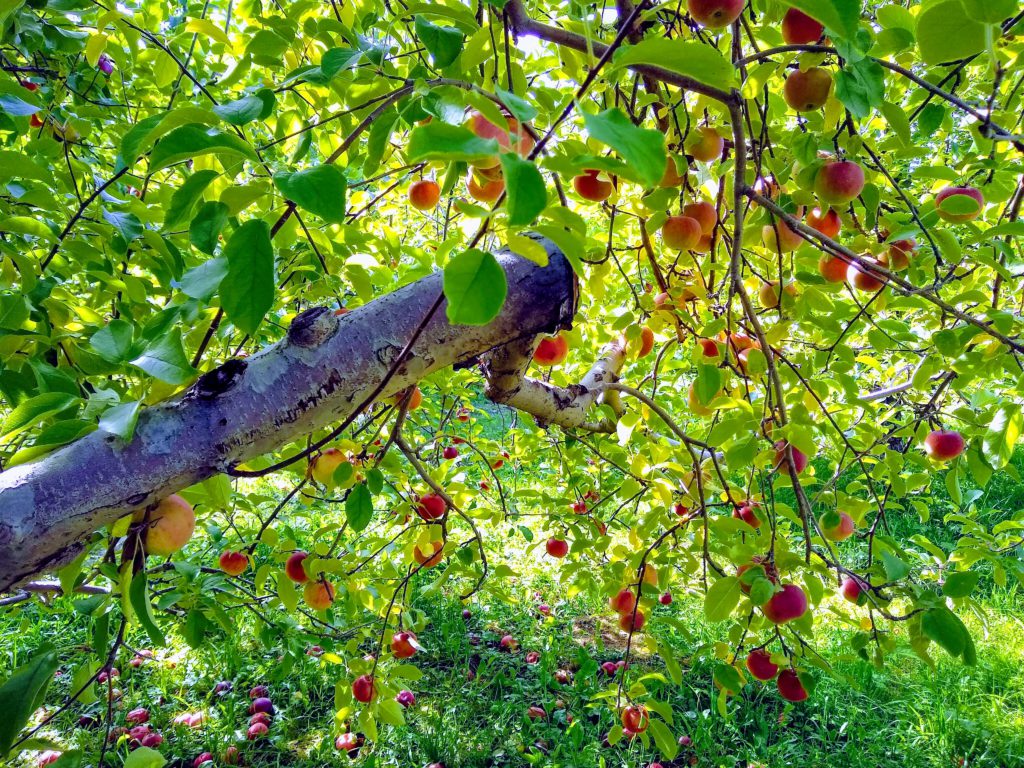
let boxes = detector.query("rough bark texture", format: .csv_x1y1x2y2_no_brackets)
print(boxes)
0,240,577,591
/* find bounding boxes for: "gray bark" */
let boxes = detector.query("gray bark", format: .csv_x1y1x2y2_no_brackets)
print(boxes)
0,241,576,591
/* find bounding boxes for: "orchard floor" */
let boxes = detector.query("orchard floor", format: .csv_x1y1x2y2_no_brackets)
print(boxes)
3,577,1023,768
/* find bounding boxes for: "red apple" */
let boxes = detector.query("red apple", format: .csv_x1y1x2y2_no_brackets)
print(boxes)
819,511,855,541
745,649,779,681
815,161,865,205
774,441,809,475
662,215,702,250
408,180,440,210
573,169,613,202
847,257,886,292
546,537,569,558
659,591,673,605
390,631,419,659
219,550,248,576
782,8,824,44
733,503,762,529
416,492,447,521
924,430,965,461
352,674,376,703
687,0,744,29
777,669,809,702
499,634,519,651
442,446,459,460
396,689,416,707
805,207,841,239
534,334,570,365
841,576,867,604
763,584,808,624
621,704,649,733
609,588,637,614
935,186,983,223
250,697,274,715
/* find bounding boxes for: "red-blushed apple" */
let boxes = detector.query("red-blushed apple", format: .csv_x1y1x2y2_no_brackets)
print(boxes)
660,157,685,187
140,495,195,556
782,8,824,43
527,705,547,719
815,160,865,204
659,591,673,605
126,707,149,724
413,539,444,568
764,584,808,624
674,503,690,516
546,537,569,558
392,385,422,410
465,110,534,166
882,238,916,271
733,502,762,529
745,649,779,681
806,207,841,239
601,660,620,676
688,126,724,162
250,697,274,715
619,608,646,632
303,579,335,610
841,576,867,604
699,337,722,359
533,333,569,365
621,704,649,733
247,722,268,739
212,679,231,695
140,733,163,748
554,669,572,684
97,667,118,683
408,180,440,210
335,732,360,753
687,0,744,29
499,634,519,651
683,201,717,235
818,255,850,283
396,689,416,707
688,383,715,416
819,511,855,541
784,67,832,111
525,650,541,664
467,172,504,203
774,441,809,475
935,186,984,223
442,446,459,460
662,214,703,250
249,684,269,698
762,219,804,252
193,752,214,768
219,550,248,576
636,325,655,358
777,669,809,702
310,447,347,485
250,712,271,726
573,169,613,201
847,257,886,292
416,492,447,521
924,429,965,461
610,588,637,614
352,674,376,703
571,500,588,514
391,630,420,659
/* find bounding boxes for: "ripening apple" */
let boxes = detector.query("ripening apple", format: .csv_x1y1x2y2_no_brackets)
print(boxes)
247,722,268,740
688,383,715,416
620,704,649,733
303,580,335,610
416,492,447,521
219,550,248,576
636,326,655,358
413,539,444,568
285,551,309,583
618,608,645,632
762,219,804,252
733,503,761,528
408,180,440,210
698,337,722,360
442,446,459,460
784,67,832,111
818,255,849,283
683,201,717,235
777,669,809,702
396,689,416,708
249,685,269,699
546,537,569,558
640,563,658,587
924,430,965,461
763,584,808,624
311,447,348,485
935,186,984,223
533,333,569,365
815,160,865,205
659,591,672,605
881,238,916,271
774,441,809,475
390,631,419,659
468,172,504,203
609,588,637,615
335,733,360,753
819,511,855,541
847,257,886,292
841,576,866,604
758,281,796,309
393,385,422,410
660,156,685,187
687,0,744,28
573,169,613,202
745,649,779,681
662,215,703,250
142,495,196,557
465,110,534,168
805,207,841,239
499,634,519,651
352,674,377,703
782,8,824,44
688,126,725,163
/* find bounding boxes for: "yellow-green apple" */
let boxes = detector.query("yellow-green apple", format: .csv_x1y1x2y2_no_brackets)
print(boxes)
819,510,855,541
784,67,832,111
142,495,195,556
688,126,725,162
815,160,865,204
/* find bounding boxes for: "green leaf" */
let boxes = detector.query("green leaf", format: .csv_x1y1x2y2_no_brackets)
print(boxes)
880,549,911,581
98,400,141,440
164,170,220,231
1,392,77,440
443,248,508,326
695,364,721,405
0,644,59,758
922,606,975,665
362,109,399,177
90,319,135,363
273,165,347,224
0,93,40,117
495,87,538,122
712,661,743,694
703,576,741,622
177,257,228,300
346,483,374,532
943,571,981,598
321,47,363,78
613,39,735,90
149,125,257,172
102,210,143,243
781,0,862,40
583,109,666,188
415,15,464,67
220,220,276,336
834,58,885,119
498,153,546,226
212,89,275,126
982,403,1021,470
916,1,987,65
189,201,230,255
647,718,679,761
881,103,911,147
128,572,165,647
130,329,197,385
407,122,500,163
959,0,1018,25
123,746,166,768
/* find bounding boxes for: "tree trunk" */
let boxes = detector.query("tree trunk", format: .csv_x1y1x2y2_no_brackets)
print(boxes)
0,240,576,591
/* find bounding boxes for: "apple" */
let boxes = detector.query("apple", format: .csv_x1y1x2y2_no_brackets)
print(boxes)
499,634,519,651
391,631,419,659
193,753,215,768
140,733,163,748
468,172,504,203
396,689,416,707
683,201,717,235
601,660,620,676
249,685,269,698
462,608,472,620
784,67,832,111
609,588,637,614
219,550,248,576
699,337,722,359
408,180,440,210
352,674,377,703
621,704,649,733
758,281,796,309
250,712,272,727
660,157,685,187
534,333,569,365
659,591,672,605
733,503,762,528
763,584,808,624
20,79,38,91
303,580,335,610
413,539,444,568
687,383,715,416
311,447,347,485
774,441,809,475
97,667,118,683
674,503,689,516
782,8,824,43
688,126,724,162
847,257,886,292
126,707,149,724
466,111,534,166
416,493,447,521
815,161,865,205
98,54,114,75
746,649,779,681
841,576,867,604
442,446,459,460
762,219,804,252
924,430,965,461
247,722,268,739
687,0,744,29
546,537,569,558
777,669,808,702
335,732,360,753
573,169,613,202
141,495,195,556
285,551,309,583
818,255,849,283
935,186,983,223
637,326,655,358
819,511,855,541
806,207,841,239
525,650,541,664
212,680,232,695
881,238,915,271
250,697,274,715
662,215,703,250
393,385,423,410
619,608,646,632
222,747,240,764
527,705,547,719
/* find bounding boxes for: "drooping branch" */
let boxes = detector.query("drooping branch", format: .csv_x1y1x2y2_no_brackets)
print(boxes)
0,239,576,591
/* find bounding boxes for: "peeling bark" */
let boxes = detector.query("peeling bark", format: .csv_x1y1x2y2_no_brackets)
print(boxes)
0,240,576,591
